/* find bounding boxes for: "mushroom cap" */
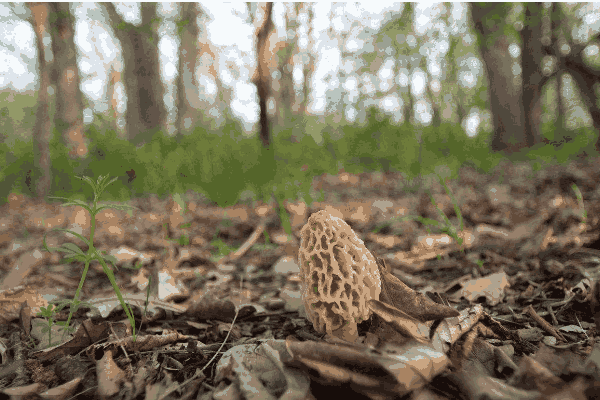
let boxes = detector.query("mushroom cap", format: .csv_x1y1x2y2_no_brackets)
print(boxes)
298,209,381,335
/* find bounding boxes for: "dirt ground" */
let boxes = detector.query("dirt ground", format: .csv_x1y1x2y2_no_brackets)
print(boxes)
2,157,600,399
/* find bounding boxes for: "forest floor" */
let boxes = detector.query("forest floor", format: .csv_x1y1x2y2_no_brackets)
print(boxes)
2,157,600,399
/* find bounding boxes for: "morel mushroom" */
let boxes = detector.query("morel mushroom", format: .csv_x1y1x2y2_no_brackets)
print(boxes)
298,209,381,342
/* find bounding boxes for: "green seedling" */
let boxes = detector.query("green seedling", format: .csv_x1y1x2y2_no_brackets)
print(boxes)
251,229,278,251
372,174,466,253
43,174,140,342
35,303,62,348
431,175,464,247
275,197,293,238
164,223,191,247
208,212,237,261
210,238,236,262
35,299,98,348
572,184,587,224
178,235,190,246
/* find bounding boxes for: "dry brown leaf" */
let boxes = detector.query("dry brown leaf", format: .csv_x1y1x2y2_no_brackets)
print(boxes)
376,258,460,322
367,258,460,345
96,349,125,399
214,340,312,400
450,272,510,306
367,299,430,343
286,337,449,397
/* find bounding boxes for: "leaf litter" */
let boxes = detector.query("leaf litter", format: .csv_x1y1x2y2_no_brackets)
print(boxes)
1,158,600,398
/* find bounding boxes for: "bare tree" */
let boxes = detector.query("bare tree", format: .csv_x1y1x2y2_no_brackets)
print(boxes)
542,4,600,151
471,3,526,153
48,2,87,157
105,3,166,144
28,2,52,198
252,2,274,149
300,3,314,117
192,10,226,128
274,4,298,127
176,3,201,134
521,2,545,148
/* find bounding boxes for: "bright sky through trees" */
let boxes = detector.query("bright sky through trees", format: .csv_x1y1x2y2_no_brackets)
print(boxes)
0,3,410,128
5,3,600,137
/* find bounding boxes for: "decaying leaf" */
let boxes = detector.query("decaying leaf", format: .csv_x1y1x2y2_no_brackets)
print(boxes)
286,337,449,397
368,258,460,344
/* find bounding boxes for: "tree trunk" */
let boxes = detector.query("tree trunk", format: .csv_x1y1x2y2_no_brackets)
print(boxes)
253,2,274,149
176,3,201,134
49,2,87,157
472,4,526,153
107,65,123,134
29,2,52,198
275,4,298,127
447,36,464,124
521,3,545,147
563,52,600,138
300,3,314,118
544,4,600,151
105,3,165,144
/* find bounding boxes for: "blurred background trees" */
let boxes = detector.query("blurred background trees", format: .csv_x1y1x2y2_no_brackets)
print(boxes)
3,2,600,203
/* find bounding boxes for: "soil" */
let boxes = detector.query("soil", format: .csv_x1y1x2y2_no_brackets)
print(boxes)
2,157,600,399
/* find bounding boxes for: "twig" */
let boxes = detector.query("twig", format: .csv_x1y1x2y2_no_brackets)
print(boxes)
217,220,266,266
524,305,567,343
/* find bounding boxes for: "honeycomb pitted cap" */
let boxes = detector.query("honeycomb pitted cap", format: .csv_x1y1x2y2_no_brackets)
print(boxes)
298,209,381,340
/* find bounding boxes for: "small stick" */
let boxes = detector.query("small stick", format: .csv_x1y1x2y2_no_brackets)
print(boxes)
524,305,567,343
217,220,266,266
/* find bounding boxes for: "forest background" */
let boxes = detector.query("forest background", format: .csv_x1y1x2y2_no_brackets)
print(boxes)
1,2,599,208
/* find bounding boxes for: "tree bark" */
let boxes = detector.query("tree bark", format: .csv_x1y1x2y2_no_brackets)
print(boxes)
543,4,600,150
49,2,87,157
562,50,600,138
176,3,201,134
521,3,545,147
253,2,274,149
472,4,526,153
275,4,297,127
300,3,314,118
105,3,165,144
29,2,52,198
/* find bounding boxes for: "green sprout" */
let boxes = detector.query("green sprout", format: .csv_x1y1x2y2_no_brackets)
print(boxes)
572,184,587,224
371,174,466,253
35,299,98,348
43,175,140,342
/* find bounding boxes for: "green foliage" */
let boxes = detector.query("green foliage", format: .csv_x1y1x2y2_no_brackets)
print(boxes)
77,125,139,200
1,101,597,209
176,125,257,207
525,123,600,164
0,136,35,200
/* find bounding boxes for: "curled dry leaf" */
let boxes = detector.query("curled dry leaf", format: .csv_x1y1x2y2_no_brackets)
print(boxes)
286,337,449,397
367,299,430,343
214,339,311,400
590,279,600,333
376,258,460,321
369,258,460,344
